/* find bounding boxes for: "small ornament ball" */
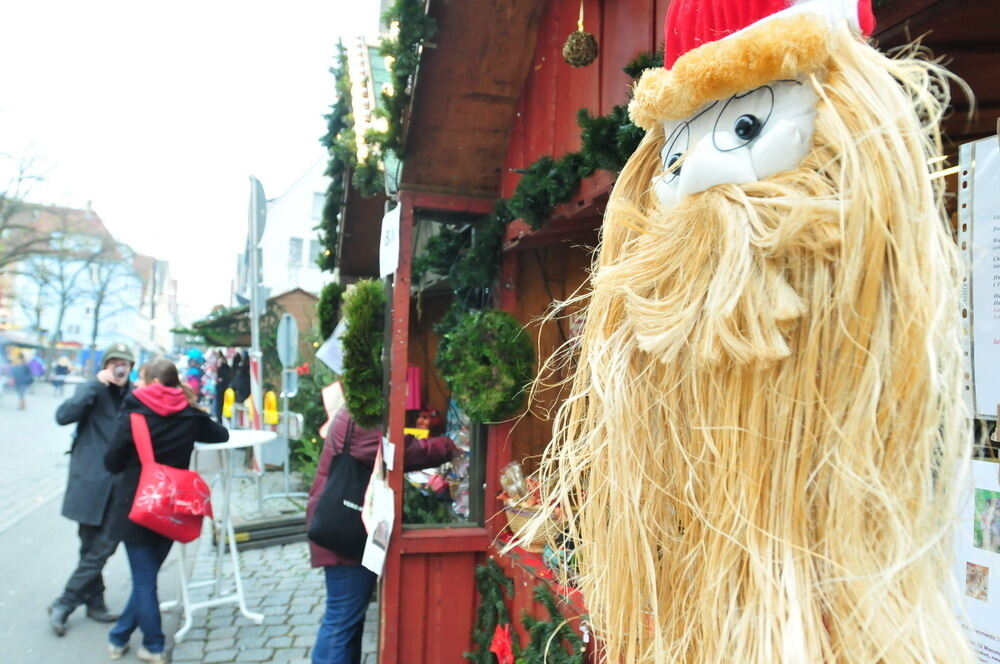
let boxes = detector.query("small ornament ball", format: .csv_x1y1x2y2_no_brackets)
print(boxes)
562,30,598,67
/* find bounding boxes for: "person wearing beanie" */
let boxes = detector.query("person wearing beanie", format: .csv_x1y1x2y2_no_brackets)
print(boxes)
103,357,228,663
49,343,136,636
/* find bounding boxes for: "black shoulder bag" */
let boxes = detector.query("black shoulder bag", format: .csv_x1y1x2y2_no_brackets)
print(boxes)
307,420,372,560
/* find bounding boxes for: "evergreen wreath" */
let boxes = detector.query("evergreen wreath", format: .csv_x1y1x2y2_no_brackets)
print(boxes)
340,279,386,429
436,309,534,423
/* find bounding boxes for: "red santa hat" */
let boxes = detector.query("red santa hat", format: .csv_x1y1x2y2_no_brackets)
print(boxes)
630,0,876,129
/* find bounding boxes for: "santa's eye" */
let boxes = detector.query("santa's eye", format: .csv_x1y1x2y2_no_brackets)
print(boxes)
666,153,682,174
660,121,690,183
734,114,762,140
713,85,774,151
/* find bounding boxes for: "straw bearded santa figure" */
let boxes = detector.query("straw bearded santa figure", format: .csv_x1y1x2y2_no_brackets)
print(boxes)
523,0,972,661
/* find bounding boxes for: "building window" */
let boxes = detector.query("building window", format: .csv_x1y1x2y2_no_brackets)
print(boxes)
288,238,303,267
312,192,325,221
309,239,322,268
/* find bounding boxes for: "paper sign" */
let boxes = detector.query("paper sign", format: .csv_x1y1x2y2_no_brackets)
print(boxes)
380,205,401,277
382,437,396,472
963,136,1000,417
315,319,347,374
955,460,1000,662
362,444,395,576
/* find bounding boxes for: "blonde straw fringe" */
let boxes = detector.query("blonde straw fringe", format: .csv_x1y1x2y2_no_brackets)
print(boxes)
516,25,972,664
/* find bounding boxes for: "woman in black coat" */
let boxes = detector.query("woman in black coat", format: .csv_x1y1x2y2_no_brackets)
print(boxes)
103,358,228,663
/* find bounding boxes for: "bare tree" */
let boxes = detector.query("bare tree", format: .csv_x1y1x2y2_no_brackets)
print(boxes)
14,210,110,347
0,153,49,269
83,244,140,352
16,254,55,339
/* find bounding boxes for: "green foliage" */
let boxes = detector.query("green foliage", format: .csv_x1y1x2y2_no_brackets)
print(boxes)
378,0,438,156
318,282,346,340
341,279,386,429
318,40,357,272
466,560,519,664
402,482,455,524
578,104,645,173
623,49,663,79
437,309,534,423
289,328,336,478
516,585,586,664
506,153,595,231
351,153,386,197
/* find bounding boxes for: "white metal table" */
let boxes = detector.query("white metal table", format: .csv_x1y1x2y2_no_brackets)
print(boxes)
164,429,278,642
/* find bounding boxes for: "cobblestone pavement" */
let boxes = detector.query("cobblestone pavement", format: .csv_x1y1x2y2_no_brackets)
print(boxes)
165,464,379,664
0,390,379,663
0,385,74,533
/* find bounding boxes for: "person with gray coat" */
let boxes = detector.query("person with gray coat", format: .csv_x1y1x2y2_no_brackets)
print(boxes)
48,343,135,637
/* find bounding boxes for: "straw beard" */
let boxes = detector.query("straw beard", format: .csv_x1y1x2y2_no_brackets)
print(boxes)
525,25,972,664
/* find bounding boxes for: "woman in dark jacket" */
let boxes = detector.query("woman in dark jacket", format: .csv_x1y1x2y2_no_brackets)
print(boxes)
307,406,457,664
103,358,229,663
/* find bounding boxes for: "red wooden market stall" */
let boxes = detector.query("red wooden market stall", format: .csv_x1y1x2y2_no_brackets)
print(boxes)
325,0,1000,662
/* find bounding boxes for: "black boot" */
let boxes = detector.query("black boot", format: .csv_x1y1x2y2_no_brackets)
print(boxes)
48,602,72,636
85,597,119,623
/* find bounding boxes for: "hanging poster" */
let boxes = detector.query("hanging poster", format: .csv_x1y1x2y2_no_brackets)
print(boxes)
956,459,1000,662
961,136,1000,418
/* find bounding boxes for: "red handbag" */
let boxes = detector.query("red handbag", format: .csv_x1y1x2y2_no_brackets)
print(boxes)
128,413,213,543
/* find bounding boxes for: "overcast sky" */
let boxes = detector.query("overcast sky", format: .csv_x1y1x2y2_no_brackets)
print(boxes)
1,0,378,323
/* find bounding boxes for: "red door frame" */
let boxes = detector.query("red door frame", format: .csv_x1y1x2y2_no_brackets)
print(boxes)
380,190,500,663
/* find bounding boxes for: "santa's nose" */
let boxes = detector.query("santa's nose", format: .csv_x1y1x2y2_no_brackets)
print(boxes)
676,133,757,198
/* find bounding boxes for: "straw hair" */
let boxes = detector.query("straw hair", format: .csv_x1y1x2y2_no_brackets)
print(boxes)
518,24,971,664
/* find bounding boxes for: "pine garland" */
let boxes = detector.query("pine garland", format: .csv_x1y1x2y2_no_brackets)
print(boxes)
377,0,438,156
517,585,586,664
466,560,519,664
341,279,386,429
317,40,356,272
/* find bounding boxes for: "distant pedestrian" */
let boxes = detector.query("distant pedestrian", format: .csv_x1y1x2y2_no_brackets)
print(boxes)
49,343,135,636
213,352,232,423
103,358,229,663
11,353,33,410
52,356,71,396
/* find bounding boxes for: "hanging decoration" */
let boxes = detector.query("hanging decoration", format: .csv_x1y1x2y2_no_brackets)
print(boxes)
562,1,598,67
436,309,535,423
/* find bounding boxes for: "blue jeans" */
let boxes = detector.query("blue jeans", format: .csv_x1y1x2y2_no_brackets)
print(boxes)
108,539,174,653
312,565,377,664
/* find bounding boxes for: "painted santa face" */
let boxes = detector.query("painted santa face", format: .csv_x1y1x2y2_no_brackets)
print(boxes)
653,80,818,206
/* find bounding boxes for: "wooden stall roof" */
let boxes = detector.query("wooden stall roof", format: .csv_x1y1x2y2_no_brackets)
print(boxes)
337,181,386,280
874,0,1000,144
399,0,546,199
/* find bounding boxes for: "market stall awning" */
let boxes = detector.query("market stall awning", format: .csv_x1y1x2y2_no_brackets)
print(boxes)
399,0,546,199
0,330,43,349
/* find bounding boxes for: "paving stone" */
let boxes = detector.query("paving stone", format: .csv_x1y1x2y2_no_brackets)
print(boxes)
210,625,239,640
288,612,316,626
294,635,315,649
202,648,239,663
171,641,206,660
265,624,293,638
237,647,275,661
267,635,294,648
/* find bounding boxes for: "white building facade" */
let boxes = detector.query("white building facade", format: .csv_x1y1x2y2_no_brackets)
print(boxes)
236,158,331,302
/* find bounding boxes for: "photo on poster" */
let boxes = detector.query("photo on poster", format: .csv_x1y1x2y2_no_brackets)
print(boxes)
973,488,1000,552
372,519,390,550
966,562,990,602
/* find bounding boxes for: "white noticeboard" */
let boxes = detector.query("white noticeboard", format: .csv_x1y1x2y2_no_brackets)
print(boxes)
960,136,1000,419
380,204,401,278
955,460,1000,662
